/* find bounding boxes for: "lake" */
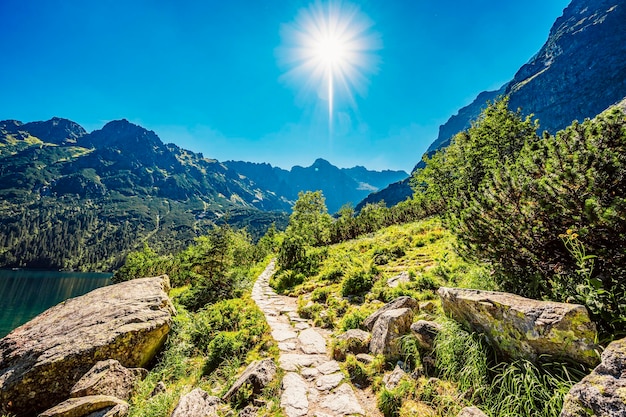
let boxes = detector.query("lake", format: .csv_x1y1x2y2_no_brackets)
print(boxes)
0,269,112,338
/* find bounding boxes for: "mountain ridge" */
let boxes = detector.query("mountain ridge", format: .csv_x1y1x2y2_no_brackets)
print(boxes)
363,0,626,208
223,158,407,213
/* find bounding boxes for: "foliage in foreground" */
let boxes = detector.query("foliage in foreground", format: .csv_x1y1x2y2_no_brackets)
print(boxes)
114,223,274,311
128,291,282,417
415,98,626,338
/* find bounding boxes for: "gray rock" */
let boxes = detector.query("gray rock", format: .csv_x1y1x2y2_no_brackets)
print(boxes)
298,328,326,354
281,372,308,417
222,359,277,402
419,301,436,313
316,372,344,391
336,329,371,354
316,360,341,375
560,337,626,417
171,388,220,417
369,308,414,359
38,395,129,417
356,353,374,364
70,359,147,401
410,320,442,351
0,276,174,417
383,365,407,390
457,406,488,417
438,287,600,366
279,353,326,371
363,296,418,331
387,271,410,288
319,383,364,415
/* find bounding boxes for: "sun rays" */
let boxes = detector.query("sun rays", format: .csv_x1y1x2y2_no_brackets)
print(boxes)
278,1,381,131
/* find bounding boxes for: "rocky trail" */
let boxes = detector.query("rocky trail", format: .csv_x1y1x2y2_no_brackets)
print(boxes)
252,261,381,417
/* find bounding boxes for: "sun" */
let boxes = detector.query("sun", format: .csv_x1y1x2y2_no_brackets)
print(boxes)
278,1,381,129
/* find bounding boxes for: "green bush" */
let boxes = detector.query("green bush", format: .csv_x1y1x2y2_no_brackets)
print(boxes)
416,98,626,337
341,269,374,297
344,354,371,386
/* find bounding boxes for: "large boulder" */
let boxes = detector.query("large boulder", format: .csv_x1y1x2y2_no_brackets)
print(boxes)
438,287,600,366
39,395,129,417
0,276,175,417
560,337,626,417
171,388,220,417
410,320,442,351
222,359,277,402
70,359,148,401
363,296,418,331
369,308,414,359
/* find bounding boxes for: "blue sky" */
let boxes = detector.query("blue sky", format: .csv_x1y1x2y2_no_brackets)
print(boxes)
0,0,570,172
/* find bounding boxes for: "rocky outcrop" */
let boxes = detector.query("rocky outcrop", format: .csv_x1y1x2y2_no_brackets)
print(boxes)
560,337,626,417
171,388,220,417
361,0,626,210
438,287,600,366
369,308,414,359
410,320,441,351
363,296,418,331
222,359,277,402
39,395,129,417
387,271,411,288
70,359,147,401
334,329,371,359
0,276,175,417
383,365,407,390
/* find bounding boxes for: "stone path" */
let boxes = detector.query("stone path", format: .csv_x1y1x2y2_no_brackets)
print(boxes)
252,261,380,417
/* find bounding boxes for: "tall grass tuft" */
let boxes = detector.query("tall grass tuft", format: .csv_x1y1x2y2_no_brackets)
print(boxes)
486,357,587,417
434,319,489,400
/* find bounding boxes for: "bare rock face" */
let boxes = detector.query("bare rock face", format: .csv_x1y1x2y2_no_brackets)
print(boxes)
0,276,175,417
70,359,148,401
438,287,600,366
171,388,220,417
560,337,626,417
222,359,277,402
410,320,442,351
38,395,129,417
369,308,414,359
363,296,418,331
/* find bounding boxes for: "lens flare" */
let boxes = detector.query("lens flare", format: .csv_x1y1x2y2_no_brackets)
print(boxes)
278,1,381,130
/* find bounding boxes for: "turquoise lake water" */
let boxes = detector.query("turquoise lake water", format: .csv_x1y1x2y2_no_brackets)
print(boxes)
0,269,112,338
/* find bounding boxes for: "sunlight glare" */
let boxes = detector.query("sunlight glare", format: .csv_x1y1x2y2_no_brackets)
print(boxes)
278,1,381,131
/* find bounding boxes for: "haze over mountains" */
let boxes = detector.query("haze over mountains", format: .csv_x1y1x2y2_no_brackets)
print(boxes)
363,0,626,208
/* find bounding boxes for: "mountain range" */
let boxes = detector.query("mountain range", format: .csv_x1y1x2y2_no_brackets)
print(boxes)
0,118,404,270
363,0,626,208
224,159,407,213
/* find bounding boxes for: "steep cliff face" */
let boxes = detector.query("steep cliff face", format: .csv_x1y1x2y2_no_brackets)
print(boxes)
507,0,626,134
364,0,626,208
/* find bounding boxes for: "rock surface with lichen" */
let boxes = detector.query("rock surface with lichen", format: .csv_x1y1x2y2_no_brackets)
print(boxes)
0,275,175,417
560,337,626,417
438,287,600,366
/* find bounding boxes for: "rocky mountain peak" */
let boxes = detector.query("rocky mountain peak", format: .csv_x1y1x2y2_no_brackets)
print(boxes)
12,117,87,145
84,119,165,152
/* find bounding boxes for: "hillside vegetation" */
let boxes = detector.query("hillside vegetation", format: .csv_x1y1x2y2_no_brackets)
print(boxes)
109,98,625,416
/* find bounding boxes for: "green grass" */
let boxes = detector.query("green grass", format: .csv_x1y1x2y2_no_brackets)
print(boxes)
270,216,586,417
127,268,284,417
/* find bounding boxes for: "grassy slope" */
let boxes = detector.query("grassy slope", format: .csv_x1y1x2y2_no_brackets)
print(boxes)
127,217,584,417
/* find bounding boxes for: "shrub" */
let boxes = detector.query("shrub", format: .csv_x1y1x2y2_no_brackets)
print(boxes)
341,269,374,297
